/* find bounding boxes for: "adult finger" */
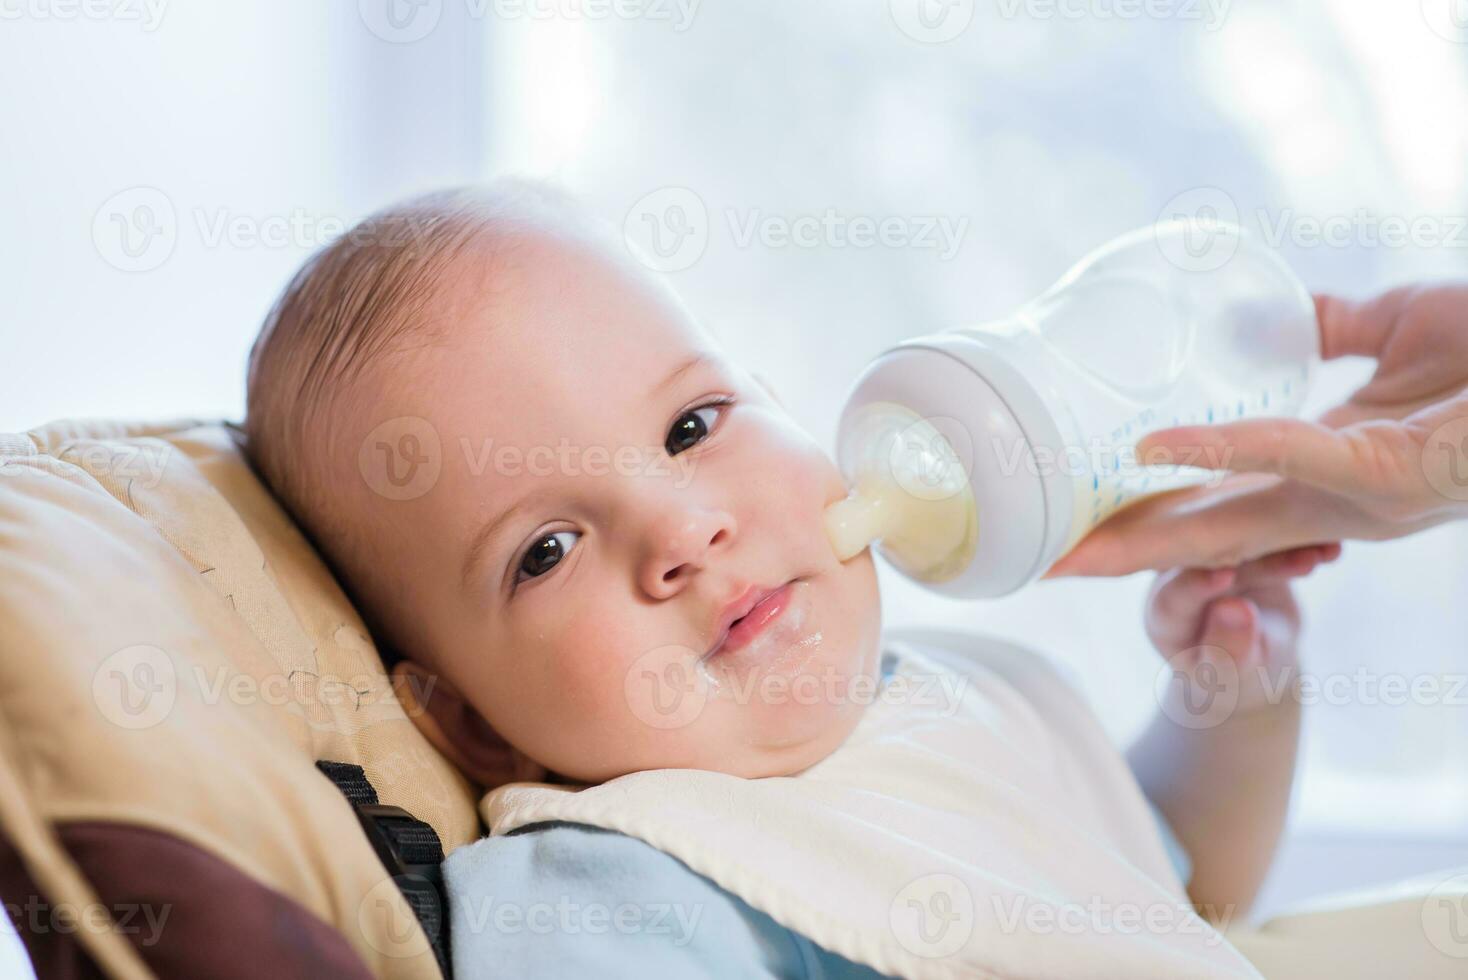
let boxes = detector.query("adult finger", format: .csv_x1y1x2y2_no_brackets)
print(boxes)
1045,480,1343,577
1135,418,1363,494
1316,291,1404,361
1318,285,1468,362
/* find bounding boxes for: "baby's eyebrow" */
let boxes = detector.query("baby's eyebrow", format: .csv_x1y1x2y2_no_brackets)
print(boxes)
460,495,530,594
655,352,714,394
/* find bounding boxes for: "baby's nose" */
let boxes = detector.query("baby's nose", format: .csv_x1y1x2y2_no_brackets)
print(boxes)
637,507,737,599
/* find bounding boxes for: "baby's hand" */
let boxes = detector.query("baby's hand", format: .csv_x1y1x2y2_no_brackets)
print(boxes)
1145,543,1341,721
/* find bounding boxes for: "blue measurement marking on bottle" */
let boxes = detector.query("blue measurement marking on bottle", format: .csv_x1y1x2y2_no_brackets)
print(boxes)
1085,367,1303,526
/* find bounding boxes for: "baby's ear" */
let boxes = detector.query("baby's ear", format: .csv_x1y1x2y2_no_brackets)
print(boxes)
751,371,786,410
391,660,546,788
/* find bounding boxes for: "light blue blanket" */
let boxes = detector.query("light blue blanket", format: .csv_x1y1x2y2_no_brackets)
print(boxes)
444,811,1190,978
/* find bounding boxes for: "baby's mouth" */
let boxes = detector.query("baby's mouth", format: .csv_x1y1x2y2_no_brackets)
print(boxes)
702,578,813,664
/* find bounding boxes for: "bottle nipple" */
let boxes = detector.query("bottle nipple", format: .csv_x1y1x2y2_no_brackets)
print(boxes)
823,402,979,583
825,481,901,561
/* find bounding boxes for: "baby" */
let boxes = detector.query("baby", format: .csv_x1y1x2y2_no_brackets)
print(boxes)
243,181,1338,978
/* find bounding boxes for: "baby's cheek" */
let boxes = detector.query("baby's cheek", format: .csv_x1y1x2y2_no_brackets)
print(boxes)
790,428,850,506
746,420,841,510
539,604,650,723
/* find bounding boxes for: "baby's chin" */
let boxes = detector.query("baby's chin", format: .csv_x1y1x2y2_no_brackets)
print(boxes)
728,702,873,778
572,639,880,783
547,559,881,783
717,564,881,775
701,641,883,776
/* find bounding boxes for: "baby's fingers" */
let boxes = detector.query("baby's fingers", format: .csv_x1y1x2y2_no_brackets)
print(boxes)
1151,566,1235,615
1146,566,1238,651
1231,542,1342,589
1196,596,1260,665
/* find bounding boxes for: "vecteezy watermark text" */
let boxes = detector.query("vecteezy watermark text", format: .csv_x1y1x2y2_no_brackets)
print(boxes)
91,643,439,731
625,649,969,731
458,437,698,488
1157,653,1468,730
0,0,168,30
991,894,1233,943
1154,186,1468,271
623,188,970,272
92,186,431,273
452,894,704,944
357,417,704,502
5,896,171,947
888,0,1230,44
357,0,701,43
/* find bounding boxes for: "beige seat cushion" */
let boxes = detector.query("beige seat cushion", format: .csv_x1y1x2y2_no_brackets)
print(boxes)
1227,867,1468,979
0,418,478,978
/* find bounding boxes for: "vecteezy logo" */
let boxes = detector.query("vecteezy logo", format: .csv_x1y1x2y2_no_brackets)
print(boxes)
624,645,710,730
1421,873,1468,957
889,0,975,43
1422,0,1468,43
358,0,443,43
358,416,443,501
358,874,433,959
887,415,973,503
1443,435,1468,485
890,873,974,958
1424,415,1468,501
622,187,710,273
1154,187,1241,273
92,644,177,730
1154,645,1240,730
92,187,177,273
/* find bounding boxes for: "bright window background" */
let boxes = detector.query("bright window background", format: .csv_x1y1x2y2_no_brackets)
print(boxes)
482,0,1468,914
1,4,1467,972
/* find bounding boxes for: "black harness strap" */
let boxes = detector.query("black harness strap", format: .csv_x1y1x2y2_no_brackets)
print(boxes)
317,760,452,979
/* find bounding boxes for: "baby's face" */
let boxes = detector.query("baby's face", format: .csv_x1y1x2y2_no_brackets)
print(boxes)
357,227,881,783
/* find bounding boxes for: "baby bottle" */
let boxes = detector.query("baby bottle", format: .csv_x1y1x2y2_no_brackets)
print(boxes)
824,220,1320,598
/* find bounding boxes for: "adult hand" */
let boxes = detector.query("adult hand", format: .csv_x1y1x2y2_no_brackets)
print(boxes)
1046,284,1468,577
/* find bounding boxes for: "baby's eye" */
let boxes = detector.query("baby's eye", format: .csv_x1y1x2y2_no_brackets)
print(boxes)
666,400,730,456
517,530,581,582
